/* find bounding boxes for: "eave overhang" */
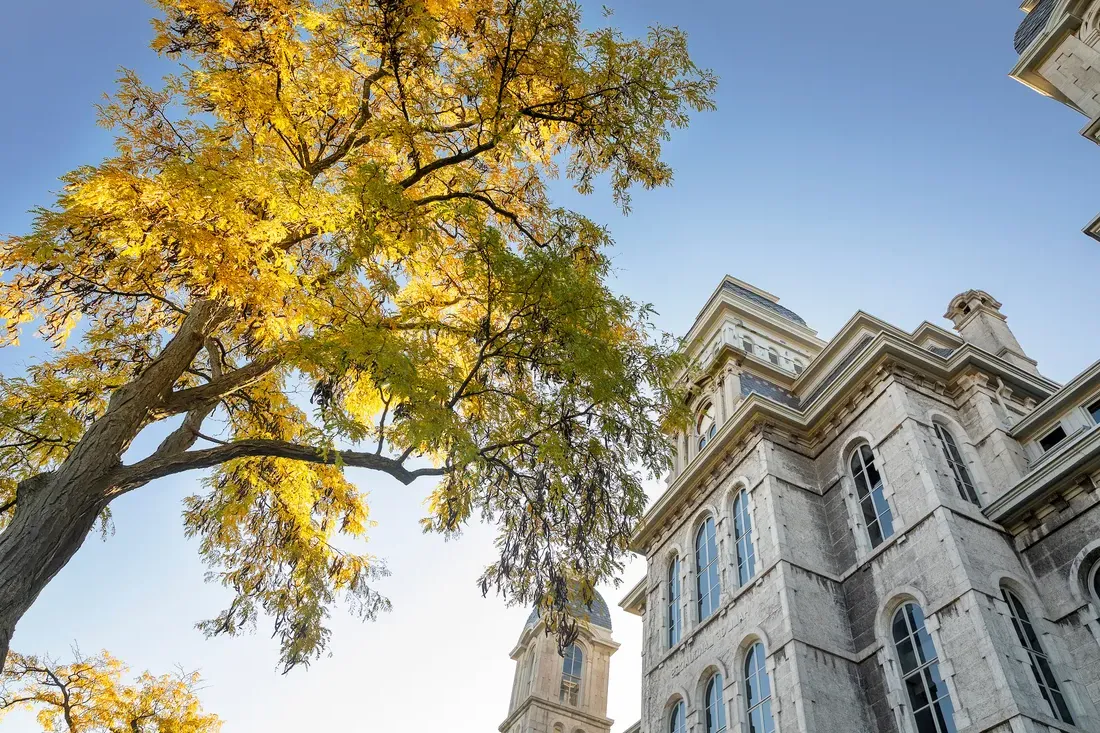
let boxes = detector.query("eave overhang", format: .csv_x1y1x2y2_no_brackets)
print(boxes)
1010,8,1086,105
618,577,647,617
1011,359,1100,438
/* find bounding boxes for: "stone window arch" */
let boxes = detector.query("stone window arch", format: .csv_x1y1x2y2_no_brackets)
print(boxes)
889,601,957,732
931,421,980,506
667,554,683,648
731,488,756,587
697,402,717,452
999,586,1074,724
742,641,776,733
559,642,583,706
668,698,687,733
704,671,727,733
847,442,895,548
695,515,721,621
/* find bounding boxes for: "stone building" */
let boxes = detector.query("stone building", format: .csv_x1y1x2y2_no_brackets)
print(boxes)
500,592,621,733
501,275,1100,733
1010,0,1100,240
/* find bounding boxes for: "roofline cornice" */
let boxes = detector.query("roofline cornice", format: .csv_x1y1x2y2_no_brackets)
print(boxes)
498,697,614,733
618,577,646,616
1010,359,1100,437
630,337,1058,552
684,285,824,353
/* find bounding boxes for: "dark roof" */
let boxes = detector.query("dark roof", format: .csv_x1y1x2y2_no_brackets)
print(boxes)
1015,0,1056,54
927,345,955,359
740,372,801,410
723,281,807,327
801,335,876,408
525,588,613,631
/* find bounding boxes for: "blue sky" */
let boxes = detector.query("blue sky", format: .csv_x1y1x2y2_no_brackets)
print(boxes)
1,2,1098,732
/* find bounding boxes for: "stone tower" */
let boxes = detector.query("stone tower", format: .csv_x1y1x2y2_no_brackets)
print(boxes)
499,591,618,733
944,289,1039,375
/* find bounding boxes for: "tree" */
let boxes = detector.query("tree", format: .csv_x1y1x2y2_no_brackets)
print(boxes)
0,649,220,732
0,0,712,671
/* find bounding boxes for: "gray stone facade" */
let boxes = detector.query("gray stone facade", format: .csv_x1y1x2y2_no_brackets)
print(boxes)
618,279,1100,733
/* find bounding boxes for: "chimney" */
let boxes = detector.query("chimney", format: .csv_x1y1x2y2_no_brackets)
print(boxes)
944,290,1038,375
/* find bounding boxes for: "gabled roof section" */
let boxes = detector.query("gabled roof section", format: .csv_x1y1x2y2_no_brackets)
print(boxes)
721,279,807,326
1011,359,1100,439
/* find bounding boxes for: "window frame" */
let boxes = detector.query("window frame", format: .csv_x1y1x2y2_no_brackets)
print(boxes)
1090,560,1100,607
932,422,980,506
667,556,682,648
732,490,756,588
848,443,895,549
743,642,776,733
1000,588,1074,724
559,643,584,707
696,517,721,622
1087,398,1100,426
705,672,726,733
890,602,957,733
1038,425,1068,453
697,403,717,452
668,700,687,733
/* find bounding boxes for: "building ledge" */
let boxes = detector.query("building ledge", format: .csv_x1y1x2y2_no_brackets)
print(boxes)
985,424,1100,523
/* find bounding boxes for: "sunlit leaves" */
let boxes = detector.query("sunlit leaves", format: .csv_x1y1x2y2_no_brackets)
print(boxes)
0,649,220,733
0,0,711,668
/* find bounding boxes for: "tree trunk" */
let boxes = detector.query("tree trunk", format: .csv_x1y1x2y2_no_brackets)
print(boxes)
0,299,226,671
0,473,107,668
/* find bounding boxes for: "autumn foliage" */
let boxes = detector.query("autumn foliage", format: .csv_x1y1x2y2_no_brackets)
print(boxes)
0,0,713,671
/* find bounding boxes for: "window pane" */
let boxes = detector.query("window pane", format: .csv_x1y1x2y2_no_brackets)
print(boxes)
913,708,936,733
906,672,930,711
861,445,881,486
1089,400,1100,425
896,638,918,674
1039,426,1067,452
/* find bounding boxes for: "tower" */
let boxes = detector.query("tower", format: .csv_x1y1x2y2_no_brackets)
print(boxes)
944,289,1039,375
499,591,618,733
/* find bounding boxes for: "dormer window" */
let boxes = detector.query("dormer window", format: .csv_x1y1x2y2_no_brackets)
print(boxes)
1039,425,1067,453
767,348,779,366
793,361,804,375
1088,398,1100,425
742,336,755,354
697,403,717,451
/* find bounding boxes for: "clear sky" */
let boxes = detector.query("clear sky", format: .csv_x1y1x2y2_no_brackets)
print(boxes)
2,1,1099,732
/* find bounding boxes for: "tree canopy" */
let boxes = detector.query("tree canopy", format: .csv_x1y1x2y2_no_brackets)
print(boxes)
0,649,220,733
0,0,712,671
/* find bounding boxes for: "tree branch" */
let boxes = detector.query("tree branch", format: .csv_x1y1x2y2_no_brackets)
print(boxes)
113,439,449,489
158,357,279,416
399,140,496,189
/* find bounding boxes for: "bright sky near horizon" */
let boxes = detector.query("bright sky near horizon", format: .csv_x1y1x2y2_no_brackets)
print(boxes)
2,2,1099,732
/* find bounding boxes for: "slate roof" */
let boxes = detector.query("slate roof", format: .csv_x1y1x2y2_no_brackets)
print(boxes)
525,588,613,631
1015,0,1056,54
723,281,807,327
801,335,876,408
740,372,801,410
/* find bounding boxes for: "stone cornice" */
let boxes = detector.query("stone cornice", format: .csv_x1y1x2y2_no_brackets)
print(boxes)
1010,359,1100,438
631,333,1059,553
618,577,646,616
498,696,614,733
984,425,1100,524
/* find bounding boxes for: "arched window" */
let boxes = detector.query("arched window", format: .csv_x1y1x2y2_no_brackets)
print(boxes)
526,646,538,695
668,557,682,647
742,335,755,355
696,517,720,621
697,403,717,451
793,360,804,375
933,423,979,506
1090,559,1100,605
744,643,775,733
705,673,726,733
767,347,779,366
1001,588,1073,723
891,602,957,733
732,490,756,587
559,644,583,706
849,444,894,548
669,700,686,733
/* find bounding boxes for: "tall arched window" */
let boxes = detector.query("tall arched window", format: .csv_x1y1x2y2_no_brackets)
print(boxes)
559,643,583,706
849,444,894,548
696,517,720,621
742,335,755,355
1001,588,1073,723
705,673,726,733
732,490,756,587
933,423,980,506
793,360,804,375
891,602,957,733
1090,559,1100,606
744,643,775,733
669,700,686,733
526,646,538,695
668,557,682,648
697,404,717,452
767,347,779,366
